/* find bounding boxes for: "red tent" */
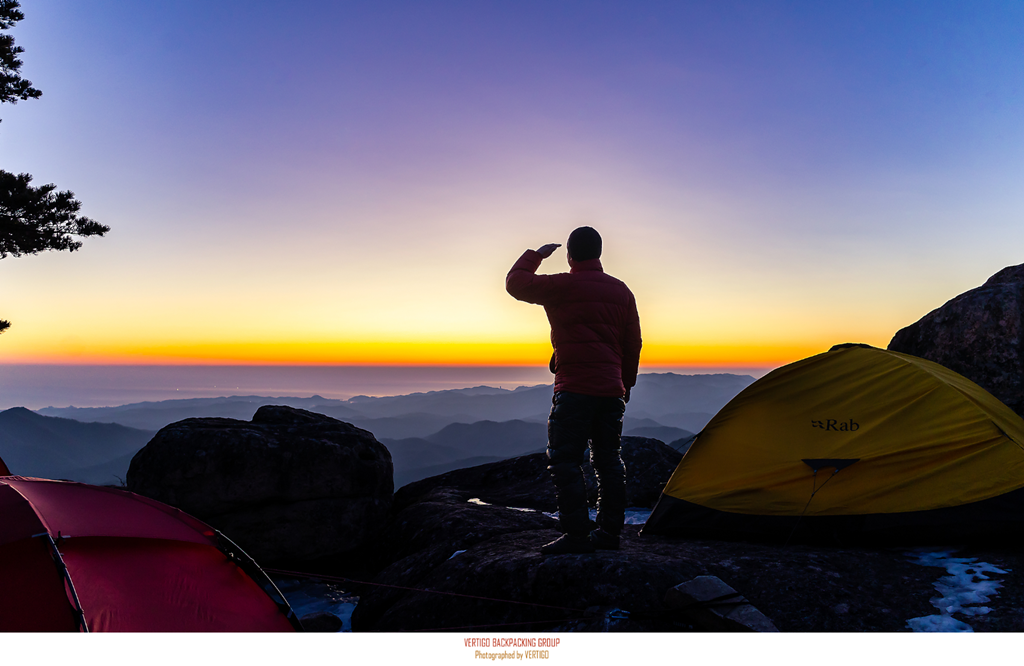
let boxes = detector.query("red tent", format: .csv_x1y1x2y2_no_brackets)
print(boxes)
0,476,301,632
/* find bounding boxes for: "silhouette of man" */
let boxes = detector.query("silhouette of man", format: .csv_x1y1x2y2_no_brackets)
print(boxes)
506,227,642,554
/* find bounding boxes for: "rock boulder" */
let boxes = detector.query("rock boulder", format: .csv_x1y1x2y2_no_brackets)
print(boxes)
889,263,1024,415
126,405,393,564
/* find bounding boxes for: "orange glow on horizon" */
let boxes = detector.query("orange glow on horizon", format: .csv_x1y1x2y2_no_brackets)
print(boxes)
0,339,829,369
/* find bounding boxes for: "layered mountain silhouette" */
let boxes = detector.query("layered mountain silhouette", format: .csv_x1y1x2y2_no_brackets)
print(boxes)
38,372,752,433
15,372,754,487
0,407,154,484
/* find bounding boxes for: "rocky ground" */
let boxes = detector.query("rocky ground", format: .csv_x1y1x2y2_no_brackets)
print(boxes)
350,495,1011,632
347,439,1024,632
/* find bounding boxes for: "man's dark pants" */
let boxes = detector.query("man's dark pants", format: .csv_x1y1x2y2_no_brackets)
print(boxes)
547,391,627,537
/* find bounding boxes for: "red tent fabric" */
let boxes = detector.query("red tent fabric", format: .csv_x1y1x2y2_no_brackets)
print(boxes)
0,477,300,632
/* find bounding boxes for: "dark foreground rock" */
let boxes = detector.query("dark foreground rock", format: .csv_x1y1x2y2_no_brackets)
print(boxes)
352,491,1024,632
889,262,1024,416
352,443,1024,632
126,405,393,564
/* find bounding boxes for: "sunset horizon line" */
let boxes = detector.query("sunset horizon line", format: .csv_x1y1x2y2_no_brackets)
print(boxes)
0,336,851,369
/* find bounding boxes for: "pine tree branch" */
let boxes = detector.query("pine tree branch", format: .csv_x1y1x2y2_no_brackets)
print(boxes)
0,170,109,258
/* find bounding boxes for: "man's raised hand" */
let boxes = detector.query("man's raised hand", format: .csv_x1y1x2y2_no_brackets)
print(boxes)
535,243,561,258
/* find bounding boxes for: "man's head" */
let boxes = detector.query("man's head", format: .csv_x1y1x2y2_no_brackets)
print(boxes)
566,226,602,262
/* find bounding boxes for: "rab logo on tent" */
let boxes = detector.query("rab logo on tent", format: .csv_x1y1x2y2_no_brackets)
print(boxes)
812,419,859,432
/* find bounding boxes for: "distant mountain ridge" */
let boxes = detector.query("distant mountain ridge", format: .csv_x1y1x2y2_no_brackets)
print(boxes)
37,372,754,435
384,418,695,487
21,372,754,489
383,419,549,487
0,408,154,485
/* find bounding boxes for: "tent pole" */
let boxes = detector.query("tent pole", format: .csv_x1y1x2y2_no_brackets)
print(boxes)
214,531,304,631
40,533,89,633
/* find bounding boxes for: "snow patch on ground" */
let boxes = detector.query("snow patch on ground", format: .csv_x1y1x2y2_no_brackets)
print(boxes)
468,497,536,512
623,509,653,525
274,577,359,632
905,549,1009,632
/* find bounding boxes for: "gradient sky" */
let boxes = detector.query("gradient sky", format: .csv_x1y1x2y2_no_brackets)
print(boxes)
1,1,1023,368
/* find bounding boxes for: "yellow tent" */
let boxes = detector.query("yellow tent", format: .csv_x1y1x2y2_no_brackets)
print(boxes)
642,344,1024,543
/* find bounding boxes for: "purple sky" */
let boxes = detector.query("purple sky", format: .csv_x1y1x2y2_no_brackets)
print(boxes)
2,1,1023,367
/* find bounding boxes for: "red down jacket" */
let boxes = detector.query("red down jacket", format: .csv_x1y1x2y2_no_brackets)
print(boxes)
506,249,642,397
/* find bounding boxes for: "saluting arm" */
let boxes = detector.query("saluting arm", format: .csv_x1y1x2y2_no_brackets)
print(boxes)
505,244,561,304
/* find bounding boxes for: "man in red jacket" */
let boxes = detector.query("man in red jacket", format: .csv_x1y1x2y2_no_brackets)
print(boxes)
506,227,642,554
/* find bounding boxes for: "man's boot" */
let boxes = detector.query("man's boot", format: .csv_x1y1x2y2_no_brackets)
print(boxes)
589,527,620,550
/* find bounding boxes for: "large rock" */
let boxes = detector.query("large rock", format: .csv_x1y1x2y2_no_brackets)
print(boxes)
126,405,393,564
889,263,1024,415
